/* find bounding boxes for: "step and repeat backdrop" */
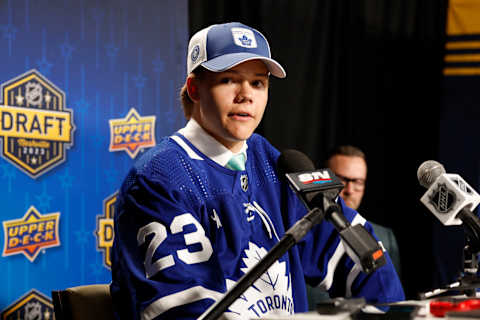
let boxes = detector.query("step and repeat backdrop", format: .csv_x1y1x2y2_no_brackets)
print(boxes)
0,0,188,318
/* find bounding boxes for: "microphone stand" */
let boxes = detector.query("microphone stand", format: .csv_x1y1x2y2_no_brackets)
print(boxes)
420,208,480,299
454,208,480,297
459,242,480,297
420,241,480,299
197,207,325,320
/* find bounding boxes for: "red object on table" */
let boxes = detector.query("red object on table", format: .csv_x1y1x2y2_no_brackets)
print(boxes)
430,299,480,317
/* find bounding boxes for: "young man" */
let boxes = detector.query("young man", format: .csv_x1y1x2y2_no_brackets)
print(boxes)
110,22,404,320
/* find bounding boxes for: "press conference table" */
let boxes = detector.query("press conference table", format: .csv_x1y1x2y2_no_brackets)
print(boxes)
258,299,472,319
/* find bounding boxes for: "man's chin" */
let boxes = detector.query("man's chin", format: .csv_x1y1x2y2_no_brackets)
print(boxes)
345,200,359,210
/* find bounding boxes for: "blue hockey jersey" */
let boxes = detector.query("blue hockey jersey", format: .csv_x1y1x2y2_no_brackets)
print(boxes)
110,133,404,320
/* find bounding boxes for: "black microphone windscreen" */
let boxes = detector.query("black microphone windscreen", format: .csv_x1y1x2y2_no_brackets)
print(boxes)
277,149,315,175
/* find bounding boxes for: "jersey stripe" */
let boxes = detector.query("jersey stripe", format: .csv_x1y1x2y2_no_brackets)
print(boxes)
317,213,367,291
141,285,223,320
346,264,362,297
170,135,203,160
317,238,346,291
345,213,367,296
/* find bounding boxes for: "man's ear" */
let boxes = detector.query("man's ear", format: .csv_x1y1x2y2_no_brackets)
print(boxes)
186,77,200,102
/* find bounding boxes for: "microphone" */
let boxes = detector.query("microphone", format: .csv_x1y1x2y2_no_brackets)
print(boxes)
198,151,333,320
198,150,384,320
417,160,480,299
278,149,386,274
417,160,480,250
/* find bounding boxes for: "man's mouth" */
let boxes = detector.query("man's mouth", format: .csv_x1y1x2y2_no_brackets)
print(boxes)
229,112,252,118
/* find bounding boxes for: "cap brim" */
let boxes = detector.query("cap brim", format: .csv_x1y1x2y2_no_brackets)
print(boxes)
201,52,286,78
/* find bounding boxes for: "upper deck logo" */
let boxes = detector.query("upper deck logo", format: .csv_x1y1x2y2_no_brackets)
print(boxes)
0,69,75,179
2,206,60,262
109,108,156,158
1,289,54,320
95,192,117,269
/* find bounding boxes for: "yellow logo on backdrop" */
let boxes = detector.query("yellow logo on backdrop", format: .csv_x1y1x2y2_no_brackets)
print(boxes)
95,192,117,269
0,69,75,178
109,107,156,158
2,206,60,262
1,289,54,320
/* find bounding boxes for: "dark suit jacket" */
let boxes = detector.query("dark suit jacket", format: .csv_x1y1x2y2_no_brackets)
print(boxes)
370,222,401,277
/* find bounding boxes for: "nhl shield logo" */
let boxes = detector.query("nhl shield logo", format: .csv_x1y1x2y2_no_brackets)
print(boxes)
241,174,248,192
0,69,75,179
1,289,54,320
429,183,456,213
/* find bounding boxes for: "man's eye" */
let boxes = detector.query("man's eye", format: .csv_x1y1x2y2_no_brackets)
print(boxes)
220,78,232,84
252,80,265,88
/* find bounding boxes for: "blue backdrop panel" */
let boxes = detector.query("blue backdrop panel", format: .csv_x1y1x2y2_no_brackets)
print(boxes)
0,0,188,313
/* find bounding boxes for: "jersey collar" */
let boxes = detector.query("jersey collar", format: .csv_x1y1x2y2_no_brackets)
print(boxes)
177,118,248,167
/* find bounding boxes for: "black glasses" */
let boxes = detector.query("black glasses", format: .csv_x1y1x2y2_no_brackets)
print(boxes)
334,173,365,191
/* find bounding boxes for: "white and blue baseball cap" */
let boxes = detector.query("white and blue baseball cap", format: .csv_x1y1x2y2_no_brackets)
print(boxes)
187,22,286,78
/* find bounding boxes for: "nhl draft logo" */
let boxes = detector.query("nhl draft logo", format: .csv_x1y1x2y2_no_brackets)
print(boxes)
109,108,156,158
0,69,75,179
95,192,116,269
429,183,456,213
1,289,54,320
2,206,60,262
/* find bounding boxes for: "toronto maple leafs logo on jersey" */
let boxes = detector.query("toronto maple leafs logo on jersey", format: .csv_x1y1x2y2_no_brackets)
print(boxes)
225,242,293,318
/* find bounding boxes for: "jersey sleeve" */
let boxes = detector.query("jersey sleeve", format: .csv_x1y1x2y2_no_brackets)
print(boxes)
296,195,405,305
110,162,224,320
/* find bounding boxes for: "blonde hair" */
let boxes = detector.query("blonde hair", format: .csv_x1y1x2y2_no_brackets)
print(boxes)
179,67,205,119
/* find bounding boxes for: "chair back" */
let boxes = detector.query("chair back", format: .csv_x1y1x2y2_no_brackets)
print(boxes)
52,284,115,320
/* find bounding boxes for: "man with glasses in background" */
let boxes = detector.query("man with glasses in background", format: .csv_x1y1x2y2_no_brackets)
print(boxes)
306,145,402,310
325,145,401,274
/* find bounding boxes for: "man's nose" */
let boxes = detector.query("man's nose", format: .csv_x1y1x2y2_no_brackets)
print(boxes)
343,181,355,194
235,81,253,103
